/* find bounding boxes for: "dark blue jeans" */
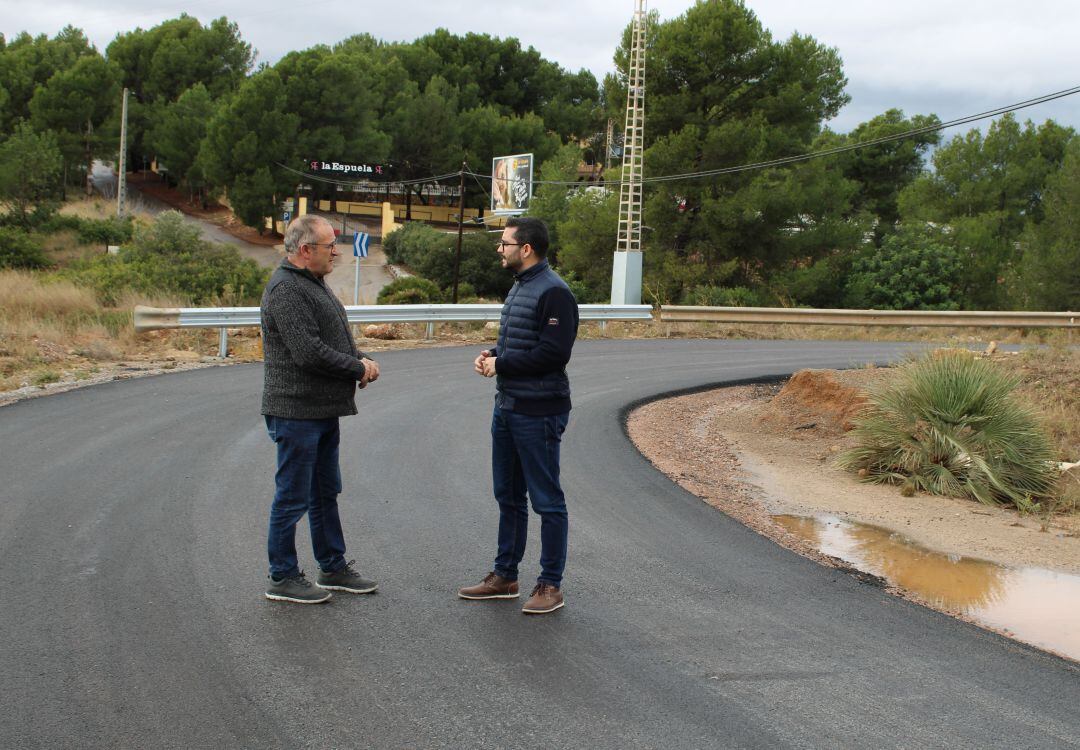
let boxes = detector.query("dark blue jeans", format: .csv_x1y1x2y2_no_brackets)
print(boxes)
491,407,569,587
265,415,347,580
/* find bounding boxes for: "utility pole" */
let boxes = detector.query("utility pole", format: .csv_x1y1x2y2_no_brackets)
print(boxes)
605,117,614,171
611,0,647,305
117,87,129,217
452,161,467,303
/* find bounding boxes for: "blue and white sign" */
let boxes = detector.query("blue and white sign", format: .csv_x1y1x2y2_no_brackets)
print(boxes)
282,211,291,222
353,231,370,258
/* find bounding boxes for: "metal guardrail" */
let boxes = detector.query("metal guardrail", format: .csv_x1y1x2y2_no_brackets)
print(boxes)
660,305,1079,329
135,302,1077,359
134,304,654,357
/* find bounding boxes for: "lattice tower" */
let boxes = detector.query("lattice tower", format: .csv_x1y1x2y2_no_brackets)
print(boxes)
616,0,646,254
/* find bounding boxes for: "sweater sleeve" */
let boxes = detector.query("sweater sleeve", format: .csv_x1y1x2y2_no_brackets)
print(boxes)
265,284,366,381
494,287,577,376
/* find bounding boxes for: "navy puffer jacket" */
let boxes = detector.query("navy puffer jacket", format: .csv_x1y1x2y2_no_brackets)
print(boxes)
492,261,579,416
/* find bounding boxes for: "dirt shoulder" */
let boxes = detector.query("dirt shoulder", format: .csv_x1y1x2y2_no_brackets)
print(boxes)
0,329,495,409
627,368,1080,576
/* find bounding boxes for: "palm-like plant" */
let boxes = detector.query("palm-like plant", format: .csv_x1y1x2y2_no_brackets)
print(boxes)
838,351,1057,511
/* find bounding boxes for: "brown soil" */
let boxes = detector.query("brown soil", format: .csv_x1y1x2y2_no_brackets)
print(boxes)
627,366,1080,578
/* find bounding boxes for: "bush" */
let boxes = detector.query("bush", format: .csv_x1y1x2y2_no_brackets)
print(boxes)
557,268,595,304
775,252,857,308
376,276,444,305
37,214,84,232
837,351,1058,511
383,222,511,299
0,226,49,269
845,224,962,310
383,222,442,266
76,216,135,247
57,211,267,305
681,285,763,307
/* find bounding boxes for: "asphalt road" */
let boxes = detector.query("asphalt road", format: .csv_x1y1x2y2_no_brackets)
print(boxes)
1,340,1077,749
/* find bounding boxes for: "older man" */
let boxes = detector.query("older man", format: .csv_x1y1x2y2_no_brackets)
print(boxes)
260,214,381,604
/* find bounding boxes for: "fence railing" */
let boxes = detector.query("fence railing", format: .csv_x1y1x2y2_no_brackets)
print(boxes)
134,304,654,357
660,305,1079,329
133,303,1078,358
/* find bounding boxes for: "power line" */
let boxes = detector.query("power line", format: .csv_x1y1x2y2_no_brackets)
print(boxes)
466,166,492,205
463,84,1080,187
271,84,1080,195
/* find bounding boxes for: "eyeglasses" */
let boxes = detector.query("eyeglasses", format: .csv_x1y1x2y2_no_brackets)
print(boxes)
305,241,337,252
495,241,524,249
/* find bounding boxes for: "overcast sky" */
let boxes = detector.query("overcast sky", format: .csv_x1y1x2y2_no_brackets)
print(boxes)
3,0,1078,134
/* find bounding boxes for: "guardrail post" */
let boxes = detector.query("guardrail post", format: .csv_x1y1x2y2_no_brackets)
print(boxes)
599,320,607,337
425,322,435,339
218,327,228,358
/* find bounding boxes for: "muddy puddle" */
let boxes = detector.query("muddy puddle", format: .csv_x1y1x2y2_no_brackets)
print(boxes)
774,514,1080,661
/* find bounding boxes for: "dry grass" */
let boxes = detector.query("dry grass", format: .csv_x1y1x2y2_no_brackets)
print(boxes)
59,197,115,220
1005,344,1080,460
0,270,232,392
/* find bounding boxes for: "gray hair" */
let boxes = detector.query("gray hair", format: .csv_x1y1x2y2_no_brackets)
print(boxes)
284,214,330,255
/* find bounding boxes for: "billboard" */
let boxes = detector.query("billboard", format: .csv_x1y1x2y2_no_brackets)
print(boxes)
491,153,533,214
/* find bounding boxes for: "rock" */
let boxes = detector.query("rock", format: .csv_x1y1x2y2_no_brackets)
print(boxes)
484,321,499,331
363,324,402,340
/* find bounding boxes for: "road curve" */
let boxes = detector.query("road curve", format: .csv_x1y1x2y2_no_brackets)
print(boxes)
1,340,1077,749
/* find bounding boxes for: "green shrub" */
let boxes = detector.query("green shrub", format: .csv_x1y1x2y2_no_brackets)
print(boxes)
76,216,135,246
383,222,442,266
681,285,763,307
38,214,84,232
838,351,1058,511
377,276,444,305
57,211,267,305
845,224,962,310
384,222,511,299
450,282,477,302
558,268,595,304
0,226,49,269
774,252,857,308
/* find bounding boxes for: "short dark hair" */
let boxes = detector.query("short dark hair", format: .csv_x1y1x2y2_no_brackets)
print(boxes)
506,217,549,258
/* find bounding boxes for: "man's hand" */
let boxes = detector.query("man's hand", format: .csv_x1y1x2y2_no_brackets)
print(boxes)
473,350,490,376
481,355,497,378
359,357,380,388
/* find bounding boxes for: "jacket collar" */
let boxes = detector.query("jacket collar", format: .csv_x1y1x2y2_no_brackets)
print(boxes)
514,260,549,283
280,257,322,285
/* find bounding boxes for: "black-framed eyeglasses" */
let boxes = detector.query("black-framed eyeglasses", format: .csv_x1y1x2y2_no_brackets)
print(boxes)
495,240,524,249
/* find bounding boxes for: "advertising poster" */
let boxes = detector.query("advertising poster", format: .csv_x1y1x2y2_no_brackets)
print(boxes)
491,153,533,214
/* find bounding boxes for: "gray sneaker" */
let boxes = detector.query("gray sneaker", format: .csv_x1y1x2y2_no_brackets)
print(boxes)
317,560,378,594
266,571,332,604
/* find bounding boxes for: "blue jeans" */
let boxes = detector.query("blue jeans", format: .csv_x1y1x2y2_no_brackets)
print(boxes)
491,407,569,587
265,416,347,580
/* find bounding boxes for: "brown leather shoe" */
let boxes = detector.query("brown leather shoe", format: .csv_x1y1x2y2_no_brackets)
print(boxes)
458,572,519,600
522,582,564,614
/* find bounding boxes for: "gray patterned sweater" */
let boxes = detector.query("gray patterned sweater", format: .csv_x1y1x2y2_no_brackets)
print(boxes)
260,259,368,419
